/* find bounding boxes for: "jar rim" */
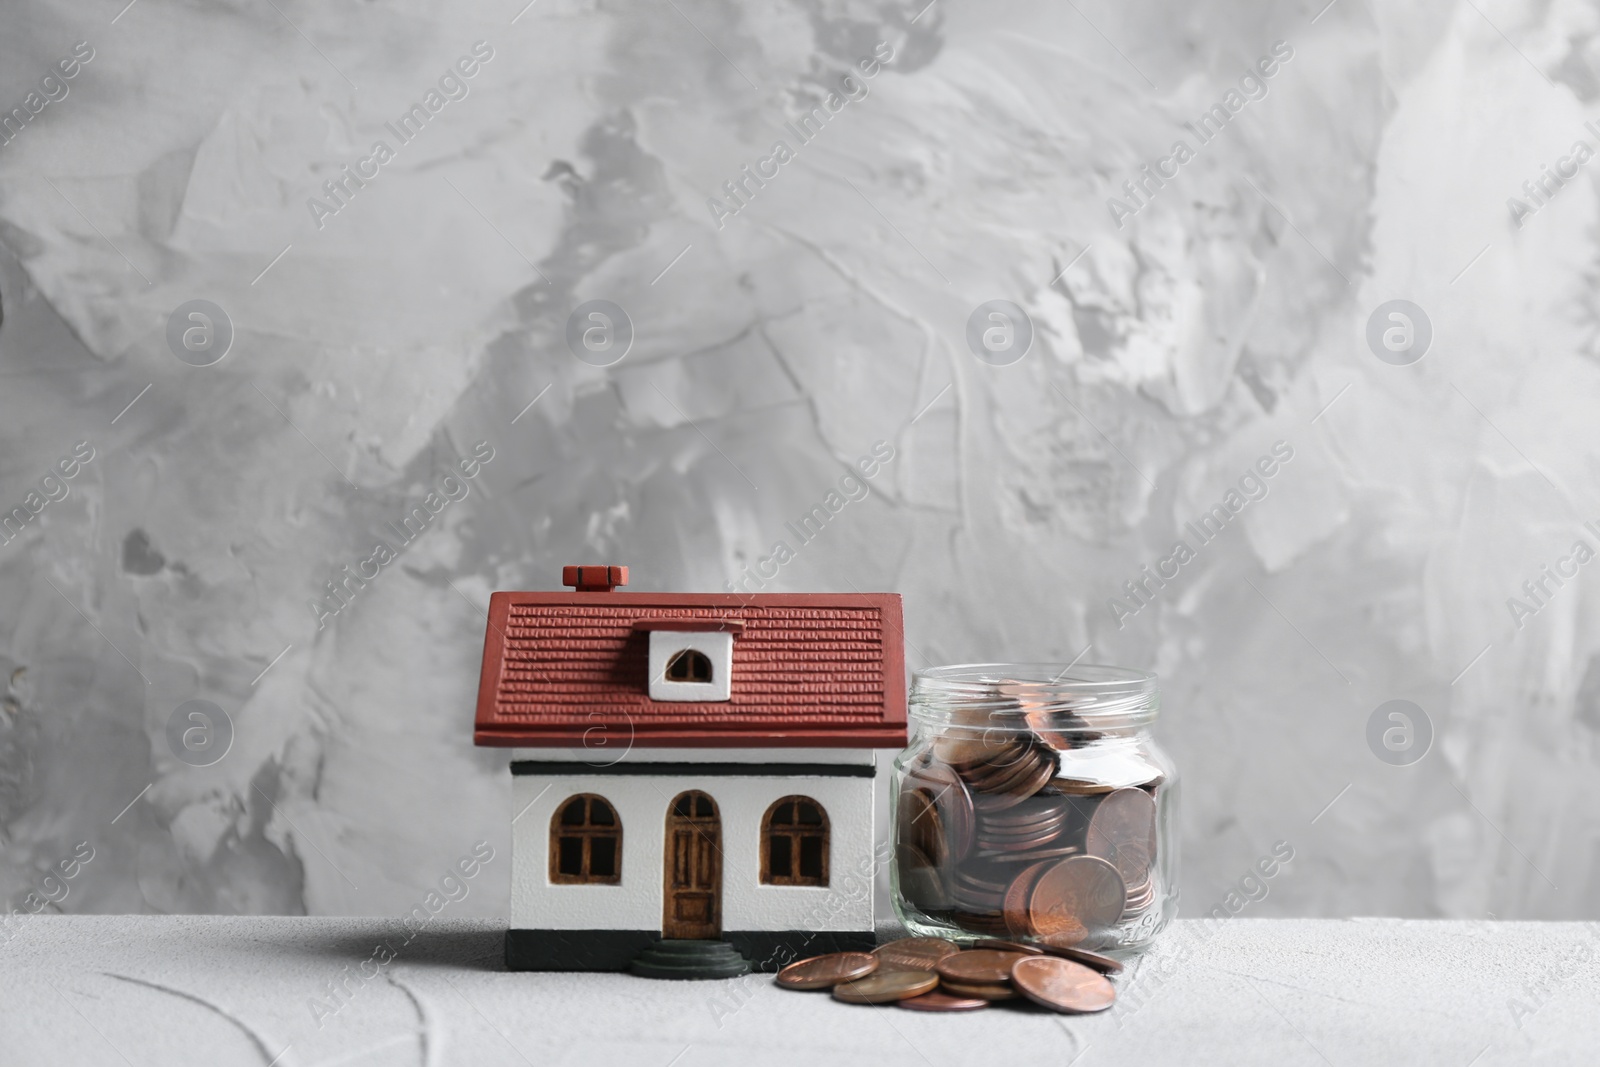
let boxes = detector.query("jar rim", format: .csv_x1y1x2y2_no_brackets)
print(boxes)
912,662,1157,692
909,662,1159,729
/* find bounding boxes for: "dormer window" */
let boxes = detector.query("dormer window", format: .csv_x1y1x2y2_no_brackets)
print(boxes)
666,649,713,683
644,628,734,702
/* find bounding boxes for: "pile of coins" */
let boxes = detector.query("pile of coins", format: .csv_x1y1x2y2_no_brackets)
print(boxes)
896,689,1164,948
775,937,1122,1013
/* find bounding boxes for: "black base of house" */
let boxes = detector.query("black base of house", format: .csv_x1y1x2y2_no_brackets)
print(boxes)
506,928,877,973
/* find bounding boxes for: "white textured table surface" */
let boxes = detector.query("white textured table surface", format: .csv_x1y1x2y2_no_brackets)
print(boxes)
1,917,1595,1066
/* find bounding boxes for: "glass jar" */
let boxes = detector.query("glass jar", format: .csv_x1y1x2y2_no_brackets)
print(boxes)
890,663,1176,954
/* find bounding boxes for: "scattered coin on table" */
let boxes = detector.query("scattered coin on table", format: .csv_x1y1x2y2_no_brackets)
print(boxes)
774,935,1128,1014
1037,942,1124,975
898,991,990,1012
874,936,962,972
1010,955,1117,1013
936,949,1030,985
972,938,1044,955
831,969,940,1004
939,978,1018,1001
775,951,878,990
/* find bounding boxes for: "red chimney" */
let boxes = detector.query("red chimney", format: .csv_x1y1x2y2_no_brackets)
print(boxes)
562,565,628,592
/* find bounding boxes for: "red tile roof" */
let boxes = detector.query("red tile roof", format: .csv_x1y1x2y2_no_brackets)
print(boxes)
473,591,907,748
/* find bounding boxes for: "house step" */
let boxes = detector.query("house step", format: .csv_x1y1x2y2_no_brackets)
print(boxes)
628,938,751,980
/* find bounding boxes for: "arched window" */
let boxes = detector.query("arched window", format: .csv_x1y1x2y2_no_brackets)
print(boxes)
550,794,622,885
761,796,829,886
672,790,717,819
666,649,713,683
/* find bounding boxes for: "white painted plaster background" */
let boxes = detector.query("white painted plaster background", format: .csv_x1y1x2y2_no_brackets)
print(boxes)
0,0,1595,924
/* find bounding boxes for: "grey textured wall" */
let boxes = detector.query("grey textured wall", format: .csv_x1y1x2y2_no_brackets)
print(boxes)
0,0,1594,923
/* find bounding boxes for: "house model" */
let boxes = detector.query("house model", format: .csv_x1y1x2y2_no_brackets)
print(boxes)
473,565,907,977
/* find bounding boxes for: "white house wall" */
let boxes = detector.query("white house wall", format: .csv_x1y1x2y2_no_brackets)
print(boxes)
511,772,877,933
510,746,877,766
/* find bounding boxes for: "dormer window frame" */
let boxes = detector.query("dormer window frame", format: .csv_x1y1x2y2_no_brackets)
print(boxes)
645,629,734,702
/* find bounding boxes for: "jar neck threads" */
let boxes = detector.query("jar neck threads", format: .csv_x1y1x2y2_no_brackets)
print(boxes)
909,663,1159,735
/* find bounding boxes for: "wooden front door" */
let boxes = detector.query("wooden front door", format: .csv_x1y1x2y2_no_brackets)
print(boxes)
663,790,721,940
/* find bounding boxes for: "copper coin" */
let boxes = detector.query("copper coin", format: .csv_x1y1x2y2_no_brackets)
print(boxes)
939,979,1018,1001
1010,955,1116,1013
979,820,1068,839
975,845,1081,864
954,869,1010,891
933,728,1015,768
970,788,1034,813
900,788,949,867
898,786,933,837
976,828,1071,851
951,881,995,898
1025,705,1094,750
873,937,961,972
898,785,929,832
978,813,1068,836
975,839,1065,856
897,844,951,911
1002,860,1055,936
831,969,939,1004
897,991,990,1012
937,949,1030,984
1085,788,1157,886
972,938,1044,955
1010,753,1059,795
977,758,1056,809
1052,777,1117,796
948,910,1011,935
981,804,1068,828
1034,923,1088,949
1039,943,1124,975
775,951,879,990
1120,876,1154,917
907,762,975,860
1028,855,1126,935
1098,841,1152,895
964,749,1041,792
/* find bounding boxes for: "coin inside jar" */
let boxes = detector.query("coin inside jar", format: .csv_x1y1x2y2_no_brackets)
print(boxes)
1024,704,1099,751
873,937,961,972
1028,854,1126,936
1001,860,1055,937
1085,787,1158,886
899,788,949,867
832,968,939,1004
974,845,1081,864
905,762,975,860
1010,955,1116,1013
932,714,1014,768
1051,777,1118,796
896,663,1171,953
897,843,951,911
775,951,879,990
1033,922,1088,949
